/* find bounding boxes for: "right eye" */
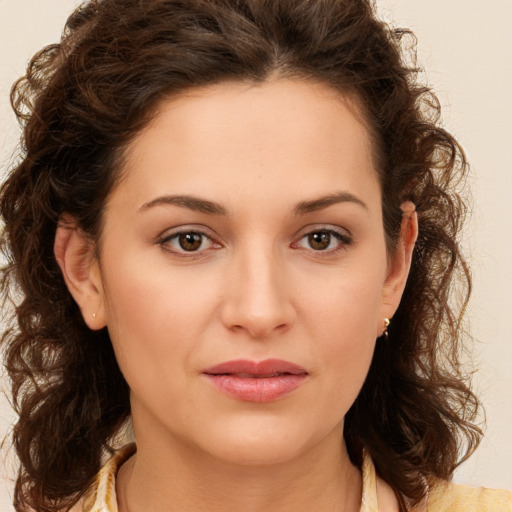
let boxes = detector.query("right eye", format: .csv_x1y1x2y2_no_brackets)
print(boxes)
159,230,219,256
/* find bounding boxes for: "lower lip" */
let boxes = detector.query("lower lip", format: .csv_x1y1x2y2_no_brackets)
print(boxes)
204,374,307,402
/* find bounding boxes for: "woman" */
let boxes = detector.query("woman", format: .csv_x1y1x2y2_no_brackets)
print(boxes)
0,0,510,511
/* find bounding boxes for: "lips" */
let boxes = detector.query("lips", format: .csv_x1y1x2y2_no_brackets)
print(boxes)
202,359,308,402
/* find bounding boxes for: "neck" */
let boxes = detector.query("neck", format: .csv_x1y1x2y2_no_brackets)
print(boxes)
117,422,362,512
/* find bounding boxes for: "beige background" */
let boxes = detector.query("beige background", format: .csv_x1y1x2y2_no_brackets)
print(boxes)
1,0,511,508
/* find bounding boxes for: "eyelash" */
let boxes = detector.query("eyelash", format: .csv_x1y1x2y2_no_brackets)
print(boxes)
157,227,353,258
158,229,219,258
292,228,353,255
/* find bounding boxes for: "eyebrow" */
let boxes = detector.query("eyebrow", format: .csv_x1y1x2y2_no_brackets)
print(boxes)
138,195,229,215
293,191,368,215
138,191,367,216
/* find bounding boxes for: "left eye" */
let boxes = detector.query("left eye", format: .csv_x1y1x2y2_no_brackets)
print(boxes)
161,231,216,253
296,230,350,251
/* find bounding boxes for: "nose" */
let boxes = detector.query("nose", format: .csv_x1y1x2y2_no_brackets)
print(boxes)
220,244,296,339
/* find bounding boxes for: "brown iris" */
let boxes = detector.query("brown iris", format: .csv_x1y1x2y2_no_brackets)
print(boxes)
308,232,331,250
178,232,203,251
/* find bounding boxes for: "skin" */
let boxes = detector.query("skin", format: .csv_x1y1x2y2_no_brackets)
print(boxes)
55,79,417,512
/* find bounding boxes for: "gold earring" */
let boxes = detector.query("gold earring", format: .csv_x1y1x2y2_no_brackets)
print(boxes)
383,318,390,340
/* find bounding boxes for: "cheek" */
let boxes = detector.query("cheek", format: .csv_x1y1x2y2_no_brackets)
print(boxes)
100,252,222,391
298,260,385,342
297,266,384,406
104,245,220,328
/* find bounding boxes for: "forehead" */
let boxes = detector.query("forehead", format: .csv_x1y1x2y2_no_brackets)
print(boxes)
116,78,380,215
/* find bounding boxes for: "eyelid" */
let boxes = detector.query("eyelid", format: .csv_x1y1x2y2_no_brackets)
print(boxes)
292,225,353,253
157,225,222,256
294,223,352,239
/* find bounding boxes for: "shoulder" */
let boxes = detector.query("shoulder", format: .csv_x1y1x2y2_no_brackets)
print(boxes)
66,443,137,512
428,480,512,512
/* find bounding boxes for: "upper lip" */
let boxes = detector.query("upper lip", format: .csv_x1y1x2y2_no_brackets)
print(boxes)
202,358,308,377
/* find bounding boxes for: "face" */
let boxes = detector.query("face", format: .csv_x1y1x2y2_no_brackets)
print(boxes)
64,79,412,466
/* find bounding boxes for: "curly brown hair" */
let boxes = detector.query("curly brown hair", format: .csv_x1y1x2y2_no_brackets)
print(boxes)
1,0,481,511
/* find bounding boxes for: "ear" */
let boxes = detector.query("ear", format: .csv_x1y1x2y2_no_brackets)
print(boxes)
54,215,106,330
379,202,418,334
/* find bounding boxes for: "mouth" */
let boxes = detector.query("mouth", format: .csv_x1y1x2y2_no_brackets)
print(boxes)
202,359,308,402
203,358,308,376
212,372,298,378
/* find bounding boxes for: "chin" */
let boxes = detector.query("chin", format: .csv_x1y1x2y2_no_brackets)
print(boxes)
195,418,323,466
210,439,307,466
